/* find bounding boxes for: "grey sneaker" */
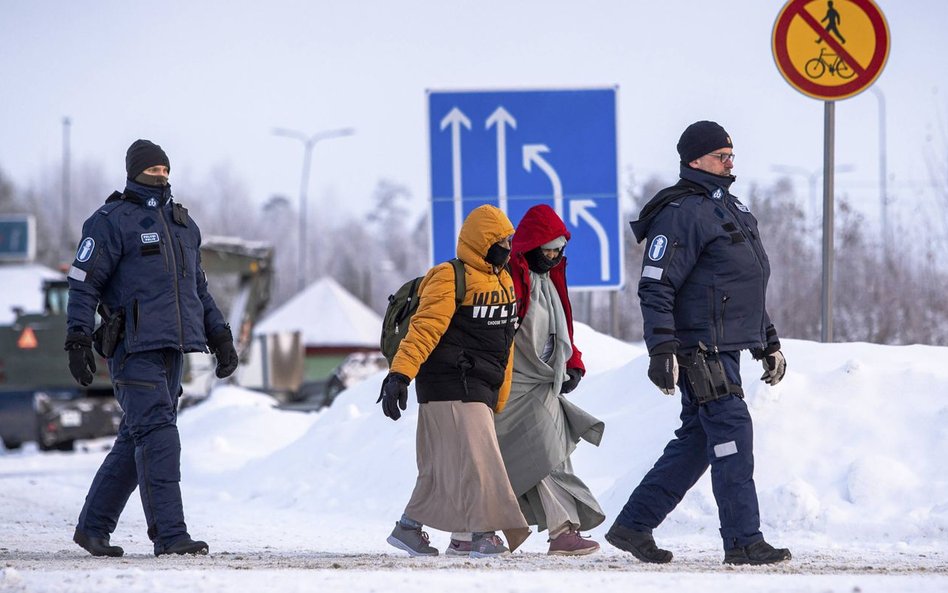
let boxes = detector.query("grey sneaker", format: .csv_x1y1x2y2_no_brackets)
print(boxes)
470,533,509,558
445,539,473,556
386,522,439,557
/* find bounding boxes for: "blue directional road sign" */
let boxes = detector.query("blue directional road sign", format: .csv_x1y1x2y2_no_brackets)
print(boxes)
428,87,622,289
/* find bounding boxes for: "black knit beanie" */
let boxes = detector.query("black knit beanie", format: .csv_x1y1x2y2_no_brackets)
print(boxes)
676,121,732,163
125,139,170,179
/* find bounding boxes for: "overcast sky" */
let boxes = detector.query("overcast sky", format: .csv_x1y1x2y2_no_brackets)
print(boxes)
1,0,945,236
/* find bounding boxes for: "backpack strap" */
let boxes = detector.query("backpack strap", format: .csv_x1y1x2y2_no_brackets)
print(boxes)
449,258,466,308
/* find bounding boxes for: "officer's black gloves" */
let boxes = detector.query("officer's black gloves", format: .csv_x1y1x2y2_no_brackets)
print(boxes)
647,342,678,395
751,325,786,386
207,325,239,379
65,333,96,386
560,367,583,394
377,372,410,421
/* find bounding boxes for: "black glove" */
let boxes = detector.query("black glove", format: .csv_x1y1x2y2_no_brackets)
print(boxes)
207,325,239,378
65,333,96,386
377,372,410,421
647,349,678,395
560,367,583,394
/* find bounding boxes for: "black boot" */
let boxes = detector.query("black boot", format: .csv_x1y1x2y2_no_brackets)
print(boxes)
73,529,124,557
724,539,791,565
155,536,209,556
604,523,673,564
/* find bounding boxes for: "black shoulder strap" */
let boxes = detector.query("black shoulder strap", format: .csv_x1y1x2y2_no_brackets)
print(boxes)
449,258,466,308
172,202,189,227
105,191,123,203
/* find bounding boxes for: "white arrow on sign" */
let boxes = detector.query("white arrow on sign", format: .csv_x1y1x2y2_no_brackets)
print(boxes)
522,144,564,219
441,107,472,235
569,199,610,281
486,106,516,215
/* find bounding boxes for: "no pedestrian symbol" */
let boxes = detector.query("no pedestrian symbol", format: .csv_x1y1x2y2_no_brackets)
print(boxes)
772,0,889,100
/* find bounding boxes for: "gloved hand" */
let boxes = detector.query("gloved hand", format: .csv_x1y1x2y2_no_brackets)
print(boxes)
647,352,678,395
207,325,239,378
377,372,410,420
560,367,583,394
65,333,96,386
759,350,787,386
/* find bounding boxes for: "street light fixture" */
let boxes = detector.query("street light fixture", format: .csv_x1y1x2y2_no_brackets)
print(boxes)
273,126,355,292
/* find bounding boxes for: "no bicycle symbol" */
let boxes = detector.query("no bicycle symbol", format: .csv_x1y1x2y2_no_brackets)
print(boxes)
772,0,889,100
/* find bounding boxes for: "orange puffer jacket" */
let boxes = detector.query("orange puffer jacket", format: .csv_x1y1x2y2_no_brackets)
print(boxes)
391,205,517,413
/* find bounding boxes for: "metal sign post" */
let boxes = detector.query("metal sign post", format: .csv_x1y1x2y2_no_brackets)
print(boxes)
821,101,835,342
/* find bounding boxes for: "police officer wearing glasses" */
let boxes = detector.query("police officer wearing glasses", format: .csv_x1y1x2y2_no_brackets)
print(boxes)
605,121,790,566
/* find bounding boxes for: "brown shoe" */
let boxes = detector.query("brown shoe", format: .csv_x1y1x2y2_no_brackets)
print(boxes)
548,528,600,556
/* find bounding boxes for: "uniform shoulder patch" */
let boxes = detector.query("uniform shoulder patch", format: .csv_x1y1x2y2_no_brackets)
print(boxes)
647,235,669,261
75,237,95,262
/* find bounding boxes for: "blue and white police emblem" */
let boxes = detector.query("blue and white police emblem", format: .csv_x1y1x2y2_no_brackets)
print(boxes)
141,232,160,244
146,197,158,208
711,188,724,200
648,235,668,261
75,237,95,262
734,200,751,213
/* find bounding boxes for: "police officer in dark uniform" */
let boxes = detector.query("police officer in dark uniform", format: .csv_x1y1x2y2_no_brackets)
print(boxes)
66,139,238,557
605,121,791,566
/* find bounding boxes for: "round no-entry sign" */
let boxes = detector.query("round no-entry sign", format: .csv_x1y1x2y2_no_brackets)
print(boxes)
772,0,889,100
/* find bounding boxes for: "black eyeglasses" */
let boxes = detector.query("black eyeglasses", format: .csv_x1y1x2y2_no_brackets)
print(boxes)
707,152,735,163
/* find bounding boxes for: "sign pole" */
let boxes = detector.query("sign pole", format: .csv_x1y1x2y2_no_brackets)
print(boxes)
821,100,835,343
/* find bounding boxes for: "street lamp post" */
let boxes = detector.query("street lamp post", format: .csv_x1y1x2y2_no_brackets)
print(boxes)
61,117,71,263
870,86,889,256
273,126,355,292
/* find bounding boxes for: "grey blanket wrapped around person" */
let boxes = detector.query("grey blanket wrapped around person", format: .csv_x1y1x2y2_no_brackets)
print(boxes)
494,271,605,534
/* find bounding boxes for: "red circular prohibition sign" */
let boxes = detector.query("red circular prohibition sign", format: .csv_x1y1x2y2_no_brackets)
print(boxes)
772,0,889,100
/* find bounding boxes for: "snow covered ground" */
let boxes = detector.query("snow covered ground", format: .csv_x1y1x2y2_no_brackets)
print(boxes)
2,324,947,592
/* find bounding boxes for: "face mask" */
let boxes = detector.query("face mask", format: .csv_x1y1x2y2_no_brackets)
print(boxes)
525,247,562,274
135,172,169,187
484,242,511,267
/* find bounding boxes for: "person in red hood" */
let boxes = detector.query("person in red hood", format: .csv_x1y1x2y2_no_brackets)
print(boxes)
494,203,606,556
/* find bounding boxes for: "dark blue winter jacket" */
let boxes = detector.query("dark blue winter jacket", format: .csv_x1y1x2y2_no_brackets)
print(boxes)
630,165,779,355
66,181,227,354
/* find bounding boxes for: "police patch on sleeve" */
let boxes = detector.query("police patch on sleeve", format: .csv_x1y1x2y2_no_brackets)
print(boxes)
75,237,95,262
647,235,668,261
734,200,751,213
141,232,160,244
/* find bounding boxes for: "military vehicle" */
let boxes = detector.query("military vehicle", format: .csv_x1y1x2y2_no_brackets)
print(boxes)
0,236,274,451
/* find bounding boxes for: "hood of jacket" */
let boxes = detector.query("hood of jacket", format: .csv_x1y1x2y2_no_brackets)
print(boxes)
629,165,736,243
511,204,571,256
456,204,515,272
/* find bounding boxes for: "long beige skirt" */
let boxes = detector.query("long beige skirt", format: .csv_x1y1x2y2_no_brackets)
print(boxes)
403,400,531,551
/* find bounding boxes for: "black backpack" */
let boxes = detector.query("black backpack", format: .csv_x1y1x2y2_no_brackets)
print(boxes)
380,258,465,366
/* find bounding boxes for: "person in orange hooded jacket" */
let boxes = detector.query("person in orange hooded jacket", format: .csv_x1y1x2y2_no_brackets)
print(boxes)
378,204,530,558
494,204,606,555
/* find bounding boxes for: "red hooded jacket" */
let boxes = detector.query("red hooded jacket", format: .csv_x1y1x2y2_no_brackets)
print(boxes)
509,204,585,374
